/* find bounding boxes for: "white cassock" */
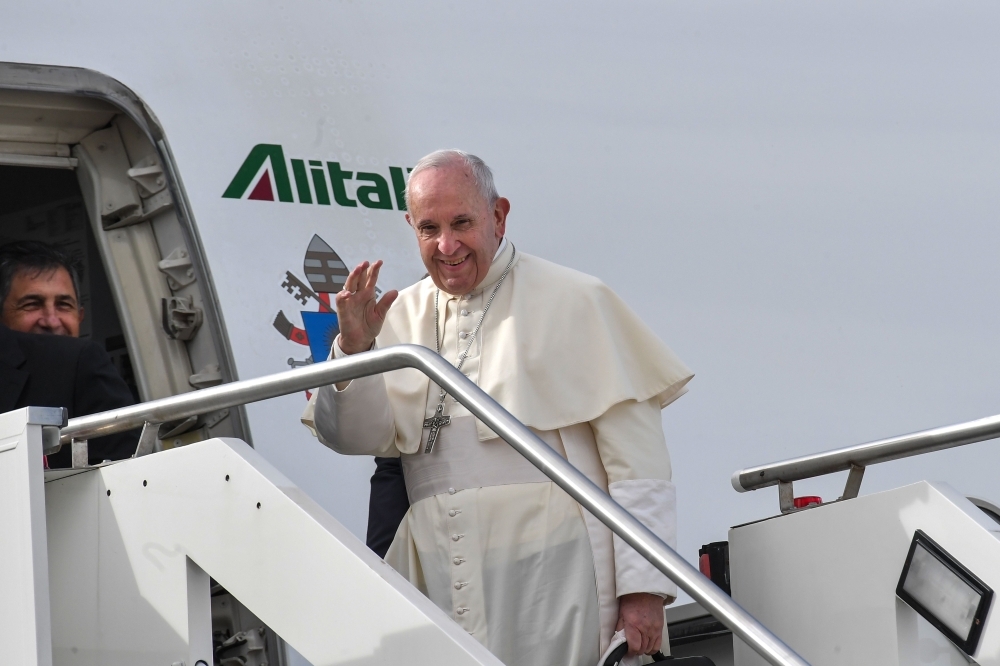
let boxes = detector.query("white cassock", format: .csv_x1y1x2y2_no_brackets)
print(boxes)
303,239,693,666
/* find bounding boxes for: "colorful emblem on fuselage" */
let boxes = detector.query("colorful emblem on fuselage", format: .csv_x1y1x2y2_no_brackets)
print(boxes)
273,235,352,377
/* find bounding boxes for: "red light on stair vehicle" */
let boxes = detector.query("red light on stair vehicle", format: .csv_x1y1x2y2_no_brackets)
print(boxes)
793,496,822,509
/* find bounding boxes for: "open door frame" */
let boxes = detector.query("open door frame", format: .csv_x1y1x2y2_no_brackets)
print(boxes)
0,61,249,444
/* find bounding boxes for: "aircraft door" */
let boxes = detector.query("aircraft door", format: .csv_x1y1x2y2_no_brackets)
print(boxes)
0,67,246,448
75,119,195,400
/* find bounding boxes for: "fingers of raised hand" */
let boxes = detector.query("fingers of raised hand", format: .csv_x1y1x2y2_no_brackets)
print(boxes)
366,260,383,293
334,288,350,309
344,261,369,294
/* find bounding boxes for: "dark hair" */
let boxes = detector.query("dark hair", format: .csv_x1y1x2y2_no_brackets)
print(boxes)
0,240,83,307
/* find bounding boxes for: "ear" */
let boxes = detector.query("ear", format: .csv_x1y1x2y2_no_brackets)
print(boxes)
494,197,510,240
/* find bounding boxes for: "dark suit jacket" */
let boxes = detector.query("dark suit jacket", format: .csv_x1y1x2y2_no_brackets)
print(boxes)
367,456,410,558
0,325,138,467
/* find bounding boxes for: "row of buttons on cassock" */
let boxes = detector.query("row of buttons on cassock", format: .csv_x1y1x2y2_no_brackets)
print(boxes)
448,487,471,617
456,301,474,376
451,299,474,617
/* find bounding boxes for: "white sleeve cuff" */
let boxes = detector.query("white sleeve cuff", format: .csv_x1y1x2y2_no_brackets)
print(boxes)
331,334,351,359
328,336,376,391
609,478,678,600
308,337,396,456
332,334,375,358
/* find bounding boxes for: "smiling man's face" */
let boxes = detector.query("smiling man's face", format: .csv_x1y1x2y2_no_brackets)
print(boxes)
1,266,83,336
406,161,508,295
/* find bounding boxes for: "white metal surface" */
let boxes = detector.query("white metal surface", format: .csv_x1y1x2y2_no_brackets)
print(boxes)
729,481,1000,666
44,437,502,666
44,466,215,666
0,407,62,666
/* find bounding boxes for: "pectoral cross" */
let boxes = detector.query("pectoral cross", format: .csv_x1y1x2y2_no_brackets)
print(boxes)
423,403,451,454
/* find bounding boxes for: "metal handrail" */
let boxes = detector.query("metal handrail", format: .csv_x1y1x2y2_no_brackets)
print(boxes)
732,412,1000,493
62,344,809,666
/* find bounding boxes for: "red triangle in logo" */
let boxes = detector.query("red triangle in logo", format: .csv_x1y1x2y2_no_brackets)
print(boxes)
248,170,275,201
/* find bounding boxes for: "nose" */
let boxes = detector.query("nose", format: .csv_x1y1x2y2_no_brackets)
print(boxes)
38,306,62,332
437,228,462,256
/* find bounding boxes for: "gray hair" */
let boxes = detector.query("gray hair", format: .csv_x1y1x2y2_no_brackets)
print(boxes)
404,149,499,212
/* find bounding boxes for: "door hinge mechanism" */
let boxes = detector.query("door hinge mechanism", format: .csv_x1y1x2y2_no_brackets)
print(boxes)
189,363,223,388
127,163,167,197
158,246,197,290
161,295,203,341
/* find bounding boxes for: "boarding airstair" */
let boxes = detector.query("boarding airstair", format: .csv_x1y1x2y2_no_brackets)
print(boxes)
2,344,999,666
726,411,1000,665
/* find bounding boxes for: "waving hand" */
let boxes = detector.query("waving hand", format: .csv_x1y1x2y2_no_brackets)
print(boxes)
335,260,399,355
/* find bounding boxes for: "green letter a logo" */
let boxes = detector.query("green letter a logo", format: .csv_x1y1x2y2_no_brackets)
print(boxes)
222,144,294,202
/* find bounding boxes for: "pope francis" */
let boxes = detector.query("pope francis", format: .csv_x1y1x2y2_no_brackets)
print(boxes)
304,150,693,666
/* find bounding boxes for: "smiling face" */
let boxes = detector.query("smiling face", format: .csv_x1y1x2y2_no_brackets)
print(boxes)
1,266,83,336
406,161,509,295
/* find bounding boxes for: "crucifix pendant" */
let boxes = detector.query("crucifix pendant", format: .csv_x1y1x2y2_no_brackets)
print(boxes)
423,402,452,454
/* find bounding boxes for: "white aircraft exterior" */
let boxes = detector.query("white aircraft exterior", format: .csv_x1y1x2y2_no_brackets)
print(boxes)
2,2,1000,665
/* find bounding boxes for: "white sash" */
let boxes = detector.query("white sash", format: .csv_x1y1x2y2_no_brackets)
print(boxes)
400,415,552,504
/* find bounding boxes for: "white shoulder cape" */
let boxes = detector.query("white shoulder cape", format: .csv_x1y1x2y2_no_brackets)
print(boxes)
376,251,693,453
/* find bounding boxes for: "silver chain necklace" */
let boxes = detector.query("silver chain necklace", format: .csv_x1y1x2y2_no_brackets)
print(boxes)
423,243,516,454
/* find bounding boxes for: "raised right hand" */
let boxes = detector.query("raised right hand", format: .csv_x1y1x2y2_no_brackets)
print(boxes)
335,260,399,355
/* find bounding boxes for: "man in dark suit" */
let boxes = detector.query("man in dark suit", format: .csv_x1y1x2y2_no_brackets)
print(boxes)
0,324,137,466
0,241,137,466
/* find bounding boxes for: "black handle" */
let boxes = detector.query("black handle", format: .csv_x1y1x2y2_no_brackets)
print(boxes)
603,643,716,666
603,642,630,666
